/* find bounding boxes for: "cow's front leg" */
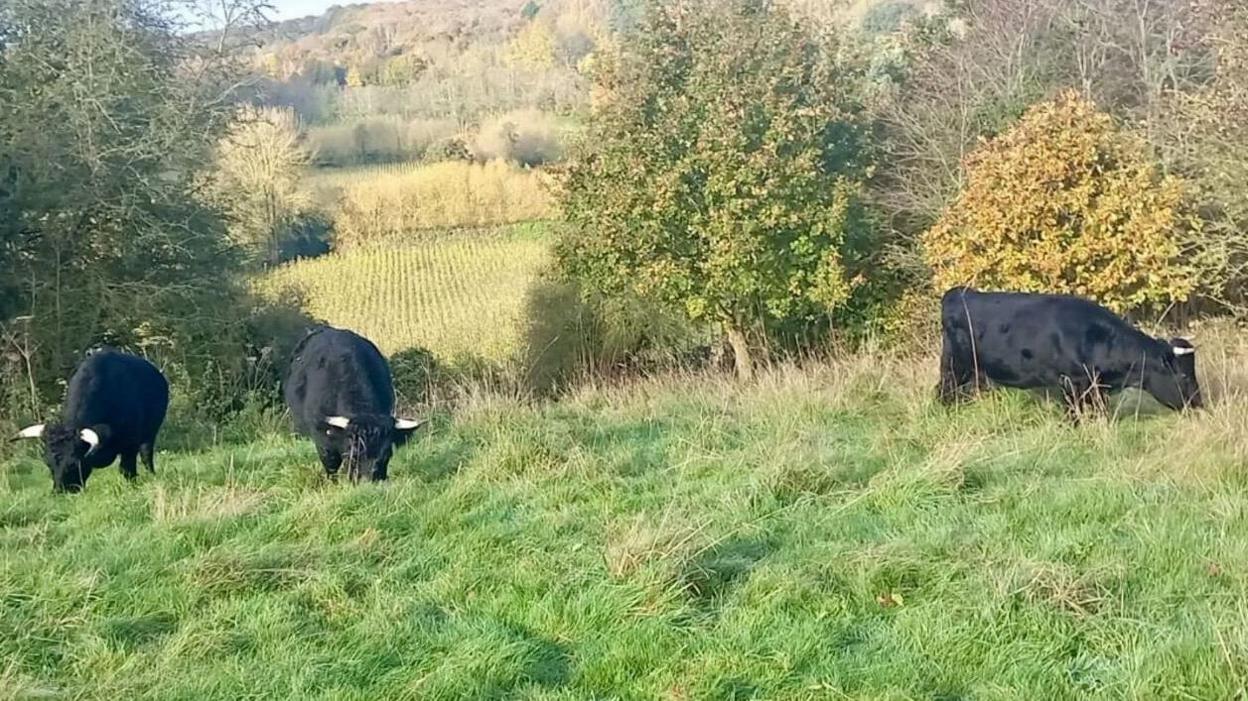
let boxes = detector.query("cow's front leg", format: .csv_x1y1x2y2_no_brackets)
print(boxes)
370,457,389,482
119,451,139,481
317,444,343,480
1061,377,1106,423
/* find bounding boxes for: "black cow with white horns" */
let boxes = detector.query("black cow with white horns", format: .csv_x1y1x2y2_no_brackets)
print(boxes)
938,287,1203,417
15,349,169,492
283,327,425,481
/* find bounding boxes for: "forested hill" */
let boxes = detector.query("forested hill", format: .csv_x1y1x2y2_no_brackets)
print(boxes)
249,0,926,126
249,0,626,125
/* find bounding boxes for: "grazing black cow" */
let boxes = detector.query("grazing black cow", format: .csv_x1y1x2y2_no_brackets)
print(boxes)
938,287,1202,417
15,349,169,492
283,327,424,481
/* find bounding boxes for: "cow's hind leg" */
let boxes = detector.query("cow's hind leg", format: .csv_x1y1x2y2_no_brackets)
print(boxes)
317,445,343,481
140,442,156,474
119,451,139,481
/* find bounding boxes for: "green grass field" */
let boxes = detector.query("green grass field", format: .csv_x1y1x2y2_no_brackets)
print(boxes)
4,341,1248,699
259,224,551,361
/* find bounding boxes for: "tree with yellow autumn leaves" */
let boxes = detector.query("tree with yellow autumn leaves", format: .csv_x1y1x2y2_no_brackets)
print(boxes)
922,91,1200,314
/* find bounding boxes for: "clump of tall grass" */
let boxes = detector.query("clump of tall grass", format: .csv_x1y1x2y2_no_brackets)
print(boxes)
333,160,554,246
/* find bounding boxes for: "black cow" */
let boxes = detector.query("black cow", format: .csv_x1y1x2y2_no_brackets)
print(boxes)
938,287,1202,416
15,349,169,492
283,327,424,481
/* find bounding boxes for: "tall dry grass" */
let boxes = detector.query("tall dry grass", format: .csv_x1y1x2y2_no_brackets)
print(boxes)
332,159,554,247
554,319,1248,488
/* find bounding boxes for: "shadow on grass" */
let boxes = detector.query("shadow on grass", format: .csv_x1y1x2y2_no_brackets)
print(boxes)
579,418,676,477
511,623,572,690
681,536,774,609
408,429,475,482
99,612,179,652
711,678,761,700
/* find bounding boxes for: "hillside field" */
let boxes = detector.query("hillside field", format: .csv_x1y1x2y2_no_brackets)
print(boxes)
3,336,1248,698
259,223,551,362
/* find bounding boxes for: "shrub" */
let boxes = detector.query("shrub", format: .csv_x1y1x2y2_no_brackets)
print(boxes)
473,109,566,166
276,211,333,263
428,136,474,163
922,91,1199,314
389,346,445,407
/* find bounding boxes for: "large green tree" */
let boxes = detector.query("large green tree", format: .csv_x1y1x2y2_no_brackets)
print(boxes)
557,0,871,379
0,0,266,411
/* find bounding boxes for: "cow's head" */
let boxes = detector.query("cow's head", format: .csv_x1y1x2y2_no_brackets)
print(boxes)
317,414,425,481
13,422,106,492
1143,337,1203,411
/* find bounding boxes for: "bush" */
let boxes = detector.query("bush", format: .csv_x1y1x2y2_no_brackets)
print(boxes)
389,346,446,408
519,274,716,395
922,91,1199,314
473,109,566,166
518,276,592,396
276,211,333,263
428,136,474,163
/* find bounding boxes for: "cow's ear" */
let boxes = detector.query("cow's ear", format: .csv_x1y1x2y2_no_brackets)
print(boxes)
13,424,44,441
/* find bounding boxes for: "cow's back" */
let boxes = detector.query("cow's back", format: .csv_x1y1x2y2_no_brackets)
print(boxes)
64,350,169,442
284,327,395,433
941,287,1155,387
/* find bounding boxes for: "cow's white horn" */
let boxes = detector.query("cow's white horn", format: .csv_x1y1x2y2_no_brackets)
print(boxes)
394,418,425,430
80,428,100,450
16,424,45,439
325,416,350,429
1173,346,1196,356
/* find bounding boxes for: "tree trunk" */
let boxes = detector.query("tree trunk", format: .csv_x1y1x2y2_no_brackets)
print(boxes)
724,321,754,381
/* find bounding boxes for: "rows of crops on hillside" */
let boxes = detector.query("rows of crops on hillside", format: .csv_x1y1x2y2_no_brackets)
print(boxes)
260,225,550,363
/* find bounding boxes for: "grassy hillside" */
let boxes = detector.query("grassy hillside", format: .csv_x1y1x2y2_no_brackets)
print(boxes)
3,338,1248,698
259,224,551,361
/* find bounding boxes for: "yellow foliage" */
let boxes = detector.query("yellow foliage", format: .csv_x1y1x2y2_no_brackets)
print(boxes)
345,65,365,88
332,160,554,247
922,91,1199,313
506,21,557,70
258,229,549,362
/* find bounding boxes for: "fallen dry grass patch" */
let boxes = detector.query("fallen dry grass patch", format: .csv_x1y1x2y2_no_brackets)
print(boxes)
151,484,267,523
